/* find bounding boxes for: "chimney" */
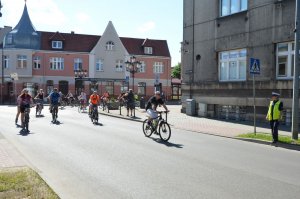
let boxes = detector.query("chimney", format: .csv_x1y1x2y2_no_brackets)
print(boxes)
71,31,75,34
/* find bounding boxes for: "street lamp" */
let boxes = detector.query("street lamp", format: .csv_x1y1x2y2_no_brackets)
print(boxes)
125,56,141,92
74,69,87,95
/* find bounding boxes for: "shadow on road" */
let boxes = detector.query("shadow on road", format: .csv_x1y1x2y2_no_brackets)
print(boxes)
35,115,45,118
51,121,62,125
18,129,34,136
150,137,184,148
236,138,300,152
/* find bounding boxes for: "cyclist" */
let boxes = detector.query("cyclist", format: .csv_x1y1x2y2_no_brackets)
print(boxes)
49,88,60,122
66,91,74,105
34,89,44,116
19,89,34,128
15,89,25,124
101,91,110,106
78,91,87,109
89,91,100,116
146,91,169,125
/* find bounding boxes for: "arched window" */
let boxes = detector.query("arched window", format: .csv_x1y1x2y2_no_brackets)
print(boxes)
106,41,114,51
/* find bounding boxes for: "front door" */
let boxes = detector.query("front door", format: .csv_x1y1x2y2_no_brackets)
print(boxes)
59,81,69,96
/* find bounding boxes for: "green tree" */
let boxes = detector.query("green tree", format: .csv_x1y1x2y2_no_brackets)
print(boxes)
171,63,181,79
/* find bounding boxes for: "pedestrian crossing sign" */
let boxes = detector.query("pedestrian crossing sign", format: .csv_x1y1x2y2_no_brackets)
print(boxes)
250,58,260,74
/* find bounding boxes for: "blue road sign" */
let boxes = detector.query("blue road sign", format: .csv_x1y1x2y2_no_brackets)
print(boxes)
250,58,260,74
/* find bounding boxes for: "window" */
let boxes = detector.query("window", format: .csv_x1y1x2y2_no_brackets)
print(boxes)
139,61,146,73
106,41,114,51
17,55,27,68
50,57,64,70
115,60,123,72
138,82,146,96
144,47,153,54
33,56,41,69
220,0,247,16
153,62,164,74
52,41,63,49
96,59,104,71
105,81,114,95
276,42,295,78
219,49,246,81
121,82,128,93
6,34,13,44
3,55,9,69
74,58,83,70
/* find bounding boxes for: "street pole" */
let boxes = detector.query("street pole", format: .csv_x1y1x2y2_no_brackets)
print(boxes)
253,74,256,135
132,72,134,92
292,0,300,140
1,47,3,104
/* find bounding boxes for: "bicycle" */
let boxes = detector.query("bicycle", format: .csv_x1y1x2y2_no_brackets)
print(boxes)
35,100,43,116
51,104,59,123
142,111,171,141
22,107,31,133
90,105,98,124
78,100,86,113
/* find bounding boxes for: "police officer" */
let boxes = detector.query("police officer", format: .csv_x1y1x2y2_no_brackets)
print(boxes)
266,92,283,144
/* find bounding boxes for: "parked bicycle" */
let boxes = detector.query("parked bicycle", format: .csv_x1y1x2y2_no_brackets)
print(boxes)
142,111,171,141
90,105,99,124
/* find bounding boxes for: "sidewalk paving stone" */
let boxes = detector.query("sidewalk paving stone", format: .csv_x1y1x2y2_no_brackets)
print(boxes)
99,105,292,138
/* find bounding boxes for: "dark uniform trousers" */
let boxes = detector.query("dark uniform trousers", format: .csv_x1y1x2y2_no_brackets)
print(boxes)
270,120,279,142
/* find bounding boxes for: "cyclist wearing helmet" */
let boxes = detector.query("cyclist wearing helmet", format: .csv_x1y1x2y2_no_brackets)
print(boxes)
89,91,100,115
146,91,169,125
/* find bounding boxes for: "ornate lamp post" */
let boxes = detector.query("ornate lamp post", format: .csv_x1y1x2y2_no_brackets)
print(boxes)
125,56,141,92
74,69,87,95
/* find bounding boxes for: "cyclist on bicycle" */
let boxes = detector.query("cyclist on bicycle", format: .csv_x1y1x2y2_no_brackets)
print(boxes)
146,91,169,125
78,91,87,109
19,89,33,128
49,88,60,121
101,91,110,105
89,91,100,116
15,89,25,124
34,89,44,115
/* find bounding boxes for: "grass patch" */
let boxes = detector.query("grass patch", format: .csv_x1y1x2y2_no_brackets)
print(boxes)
237,133,300,145
0,167,59,199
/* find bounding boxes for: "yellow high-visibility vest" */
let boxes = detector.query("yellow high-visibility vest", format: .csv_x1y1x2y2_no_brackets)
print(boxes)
267,100,281,121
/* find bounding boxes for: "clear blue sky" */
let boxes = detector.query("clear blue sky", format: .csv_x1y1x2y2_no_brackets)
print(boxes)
0,0,183,65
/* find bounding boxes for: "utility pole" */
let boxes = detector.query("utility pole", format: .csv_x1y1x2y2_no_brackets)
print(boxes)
292,0,300,140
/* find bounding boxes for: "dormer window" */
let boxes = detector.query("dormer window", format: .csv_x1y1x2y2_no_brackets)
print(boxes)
144,47,153,54
106,41,114,51
52,41,63,49
6,34,13,44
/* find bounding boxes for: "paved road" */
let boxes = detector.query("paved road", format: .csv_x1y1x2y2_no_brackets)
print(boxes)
0,106,299,199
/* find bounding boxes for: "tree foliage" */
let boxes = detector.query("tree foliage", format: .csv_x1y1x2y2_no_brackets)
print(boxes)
171,63,181,79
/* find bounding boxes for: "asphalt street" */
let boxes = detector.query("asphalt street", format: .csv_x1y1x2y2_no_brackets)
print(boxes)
0,106,299,199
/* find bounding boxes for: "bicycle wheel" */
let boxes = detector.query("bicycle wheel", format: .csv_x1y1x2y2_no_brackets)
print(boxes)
159,122,171,141
143,119,153,137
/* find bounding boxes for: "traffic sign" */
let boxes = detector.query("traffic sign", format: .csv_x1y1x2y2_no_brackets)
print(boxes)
250,58,260,74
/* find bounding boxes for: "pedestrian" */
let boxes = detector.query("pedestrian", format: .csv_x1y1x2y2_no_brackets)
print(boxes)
266,92,283,144
125,89,135,117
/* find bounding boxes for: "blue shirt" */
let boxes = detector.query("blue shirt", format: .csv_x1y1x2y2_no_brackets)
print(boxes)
50,92,60,105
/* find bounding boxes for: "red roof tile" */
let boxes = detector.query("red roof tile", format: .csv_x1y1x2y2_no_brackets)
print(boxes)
120,37,170,57
40,31,100,52
39,31,170,57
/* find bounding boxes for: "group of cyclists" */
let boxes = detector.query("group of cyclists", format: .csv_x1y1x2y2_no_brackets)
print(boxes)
15,87,169,133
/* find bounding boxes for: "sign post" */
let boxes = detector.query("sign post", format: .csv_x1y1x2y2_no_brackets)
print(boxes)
250,58,260,135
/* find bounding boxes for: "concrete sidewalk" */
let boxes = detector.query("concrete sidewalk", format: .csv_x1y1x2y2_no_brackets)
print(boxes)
0,133,27,168
99,105,292,138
